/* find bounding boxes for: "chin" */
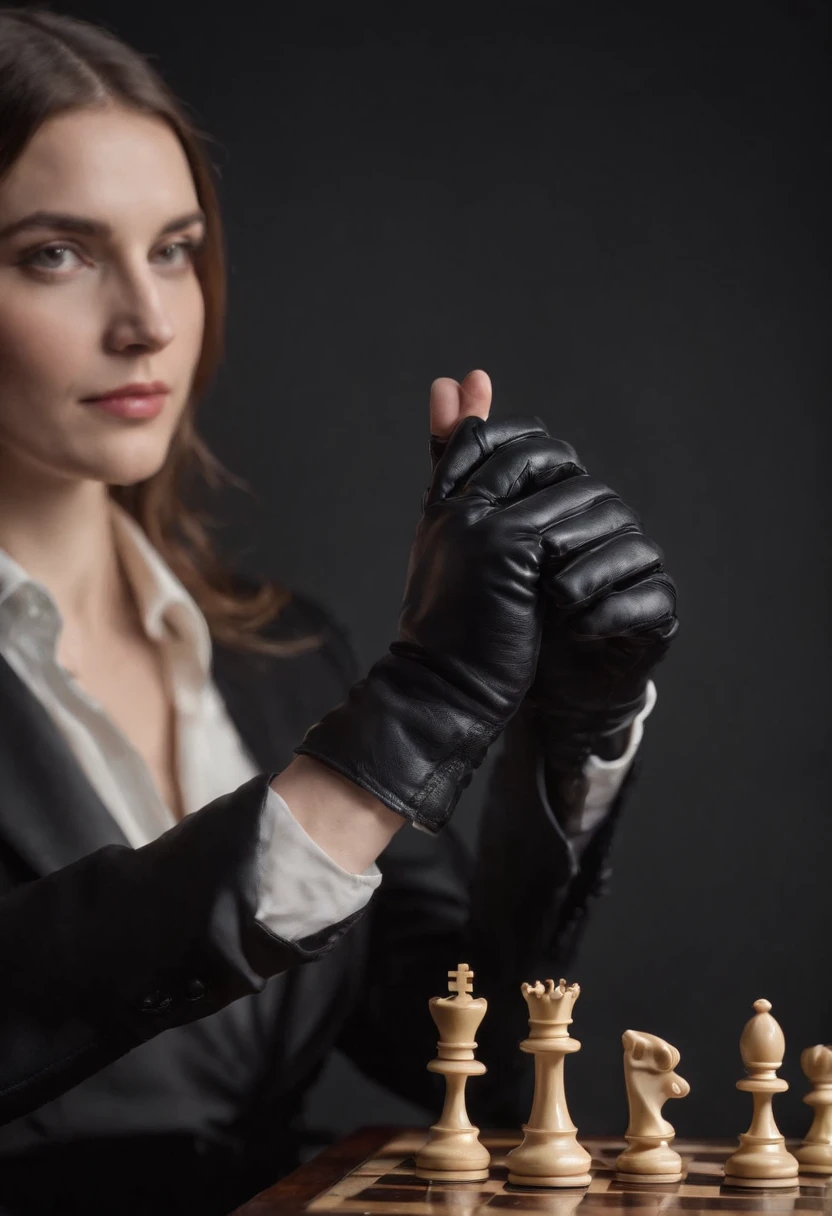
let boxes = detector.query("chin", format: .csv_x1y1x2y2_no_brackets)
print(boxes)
83,432,176,487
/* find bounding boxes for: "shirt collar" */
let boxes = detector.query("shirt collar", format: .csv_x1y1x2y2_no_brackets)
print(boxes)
109,503,213,686
0,502,213,689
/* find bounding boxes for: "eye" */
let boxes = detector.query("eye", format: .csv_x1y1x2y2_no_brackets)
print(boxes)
154,237,204,268
21,244,84,274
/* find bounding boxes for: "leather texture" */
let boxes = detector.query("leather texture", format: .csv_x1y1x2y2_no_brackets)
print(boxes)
428,418,679,772
529,475,678,768
296,416,590,832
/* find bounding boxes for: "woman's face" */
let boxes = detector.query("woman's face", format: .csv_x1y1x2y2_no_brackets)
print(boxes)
0,105,206,488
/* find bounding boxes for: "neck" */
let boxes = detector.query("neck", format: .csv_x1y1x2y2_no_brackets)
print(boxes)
0,453,128,635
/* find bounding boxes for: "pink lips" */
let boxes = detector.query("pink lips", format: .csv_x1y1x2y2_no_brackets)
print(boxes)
85,394,167,419
81,381,169,420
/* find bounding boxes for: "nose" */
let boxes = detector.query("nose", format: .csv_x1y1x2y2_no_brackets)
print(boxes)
104,265,175,355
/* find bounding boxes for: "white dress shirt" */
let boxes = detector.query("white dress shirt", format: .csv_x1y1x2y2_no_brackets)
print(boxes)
0,502,653,942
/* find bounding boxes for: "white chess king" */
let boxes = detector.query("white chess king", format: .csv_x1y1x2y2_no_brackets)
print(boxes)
505,978,593,1189
414,963,491,1183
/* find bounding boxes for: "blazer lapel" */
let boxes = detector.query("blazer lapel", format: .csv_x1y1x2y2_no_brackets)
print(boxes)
0,652,130,878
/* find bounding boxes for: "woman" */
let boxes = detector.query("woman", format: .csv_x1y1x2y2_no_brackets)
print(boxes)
0,7,677,1213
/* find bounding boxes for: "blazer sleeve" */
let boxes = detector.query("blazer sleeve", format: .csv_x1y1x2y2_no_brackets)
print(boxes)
0,774,363,1127
335,699,642,1124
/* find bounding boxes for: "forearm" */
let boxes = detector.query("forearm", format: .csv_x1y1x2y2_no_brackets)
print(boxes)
269,755,406,874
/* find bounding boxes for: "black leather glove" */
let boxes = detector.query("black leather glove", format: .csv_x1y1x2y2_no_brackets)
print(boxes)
427,421,679,778
295,417,586,833
528,474,678,771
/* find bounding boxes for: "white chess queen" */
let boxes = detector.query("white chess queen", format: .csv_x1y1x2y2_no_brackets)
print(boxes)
0,7,678,1212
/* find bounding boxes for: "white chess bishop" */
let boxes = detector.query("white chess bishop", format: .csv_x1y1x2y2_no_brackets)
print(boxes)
723,998,800,1188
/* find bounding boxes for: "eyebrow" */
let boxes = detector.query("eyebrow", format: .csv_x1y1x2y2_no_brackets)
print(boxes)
0,208,207,243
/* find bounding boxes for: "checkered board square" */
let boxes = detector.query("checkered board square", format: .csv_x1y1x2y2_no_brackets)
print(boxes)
306,1134,832,1214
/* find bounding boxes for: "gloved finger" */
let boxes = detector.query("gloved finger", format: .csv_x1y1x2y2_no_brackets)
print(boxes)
563,575,679,640
425,415,555,506
458,435,587,504
543,532,666,610
532,477,640,556
481,474,614,537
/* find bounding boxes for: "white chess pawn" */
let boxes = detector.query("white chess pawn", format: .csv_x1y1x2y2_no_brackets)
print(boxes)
723,999,799,1189
615,1030,690,1183
794,1044,832,1175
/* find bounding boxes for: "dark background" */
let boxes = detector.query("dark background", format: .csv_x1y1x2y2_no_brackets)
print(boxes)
48,0,831,1139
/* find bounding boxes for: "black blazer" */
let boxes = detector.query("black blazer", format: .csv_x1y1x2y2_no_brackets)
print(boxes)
0,590,639,1215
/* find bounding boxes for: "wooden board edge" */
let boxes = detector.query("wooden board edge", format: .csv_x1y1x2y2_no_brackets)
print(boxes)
229,1125,400,1214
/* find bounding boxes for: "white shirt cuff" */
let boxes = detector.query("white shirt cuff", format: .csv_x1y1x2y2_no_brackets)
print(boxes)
254,786,381,942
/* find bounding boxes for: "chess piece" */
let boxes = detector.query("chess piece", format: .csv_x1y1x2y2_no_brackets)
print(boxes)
415,963,491,1182
615,1030,690,1183
723,998,800,1188
505,978,592,1188
794,1044,832,1175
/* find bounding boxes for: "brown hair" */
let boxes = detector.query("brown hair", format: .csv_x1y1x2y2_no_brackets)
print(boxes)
0,6,321,657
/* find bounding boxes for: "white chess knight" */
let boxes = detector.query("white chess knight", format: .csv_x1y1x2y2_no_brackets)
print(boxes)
615,1030,690,1183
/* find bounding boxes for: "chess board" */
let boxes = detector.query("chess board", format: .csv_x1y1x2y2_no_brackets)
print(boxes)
233,1129,832,1214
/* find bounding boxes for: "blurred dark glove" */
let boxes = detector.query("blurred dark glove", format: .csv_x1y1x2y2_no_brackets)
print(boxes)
296,416,585,833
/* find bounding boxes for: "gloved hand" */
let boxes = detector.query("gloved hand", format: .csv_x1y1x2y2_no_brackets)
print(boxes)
527,472,678,770
427,419,679,777
295,416,586,833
